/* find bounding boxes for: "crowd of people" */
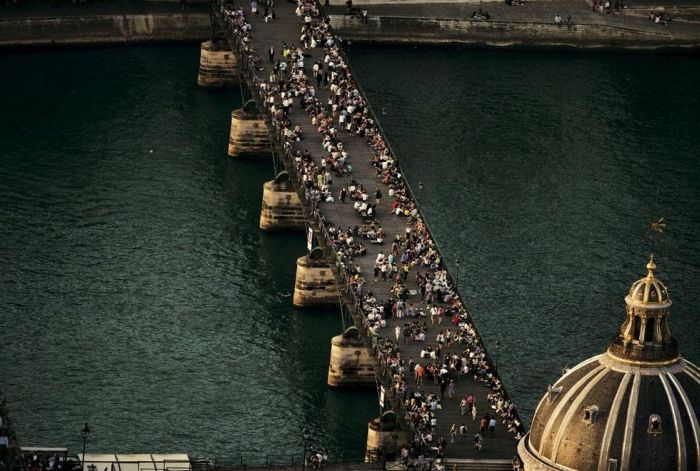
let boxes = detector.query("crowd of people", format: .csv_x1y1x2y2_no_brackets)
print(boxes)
591,0,625,14
221,0,524,459
554,14,575,31
648,10,672,25
0,394,18,471
471,9,491,21
21,454,68,471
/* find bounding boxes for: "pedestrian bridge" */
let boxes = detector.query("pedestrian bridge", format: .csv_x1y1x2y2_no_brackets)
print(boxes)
197,0,525,464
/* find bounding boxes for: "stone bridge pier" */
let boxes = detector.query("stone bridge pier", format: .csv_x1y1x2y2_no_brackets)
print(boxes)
197,38,238,87
365,412,410,463
293,248,339,308
327,326,375,387
259,172,305,231
228,106,272,158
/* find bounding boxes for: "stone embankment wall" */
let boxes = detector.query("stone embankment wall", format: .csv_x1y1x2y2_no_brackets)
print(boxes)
329,0,545,4
329,15,697,48
0,13,210,47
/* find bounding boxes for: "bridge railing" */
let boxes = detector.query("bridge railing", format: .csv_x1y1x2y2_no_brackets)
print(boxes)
195,451,397,470
216,2,524,439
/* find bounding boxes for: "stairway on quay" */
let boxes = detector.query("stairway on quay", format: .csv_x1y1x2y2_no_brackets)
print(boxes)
445,459,514,471
231,0,519,461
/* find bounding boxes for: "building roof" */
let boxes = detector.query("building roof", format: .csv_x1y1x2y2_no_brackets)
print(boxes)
518,257,699,471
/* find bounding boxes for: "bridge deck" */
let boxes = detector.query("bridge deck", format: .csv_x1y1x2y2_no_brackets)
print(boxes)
226,0,519,461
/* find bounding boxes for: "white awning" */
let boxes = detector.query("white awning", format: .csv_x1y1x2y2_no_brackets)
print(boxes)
78,453,191,471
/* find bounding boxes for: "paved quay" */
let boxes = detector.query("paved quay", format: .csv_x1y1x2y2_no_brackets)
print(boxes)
0,0,212,47
0,0,209,19
221,0,522,464
326,0,700,47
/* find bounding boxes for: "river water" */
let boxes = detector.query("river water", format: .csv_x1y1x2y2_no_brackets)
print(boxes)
0,44,698,461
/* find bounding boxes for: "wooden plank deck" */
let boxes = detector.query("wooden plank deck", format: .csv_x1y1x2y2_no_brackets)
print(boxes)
221,0,520,462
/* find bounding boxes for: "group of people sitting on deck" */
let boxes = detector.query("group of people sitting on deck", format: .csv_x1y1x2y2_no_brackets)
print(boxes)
290,149,335,203
357,221,385,243
222,0,525,453
343,182,377,219
326,223,368,260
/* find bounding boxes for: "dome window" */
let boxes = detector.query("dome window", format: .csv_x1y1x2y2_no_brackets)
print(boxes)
547,385,562,403
583,405,599,425
648,414,662,434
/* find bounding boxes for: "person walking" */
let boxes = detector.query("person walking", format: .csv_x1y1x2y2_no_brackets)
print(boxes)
459,424,468,443
395,325,401,343
449,424,457,444
473,433,483,453
460,397,468,416
479,416,488,436
268,46,275,63
466,394,475,417
489,417,496,437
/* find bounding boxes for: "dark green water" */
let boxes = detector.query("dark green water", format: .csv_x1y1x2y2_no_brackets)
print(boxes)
349,44,700,425
0,46,376,461
1,44,698,460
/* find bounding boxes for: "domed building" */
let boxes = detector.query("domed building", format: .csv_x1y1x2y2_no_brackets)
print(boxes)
518,256,699,471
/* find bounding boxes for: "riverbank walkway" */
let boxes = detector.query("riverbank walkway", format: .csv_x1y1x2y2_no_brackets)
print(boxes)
0,0,209,19
326,0,700,47
219,0,521,463
327,0,700,33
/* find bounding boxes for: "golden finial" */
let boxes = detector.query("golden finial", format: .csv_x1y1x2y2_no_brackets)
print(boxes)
646,254,656,277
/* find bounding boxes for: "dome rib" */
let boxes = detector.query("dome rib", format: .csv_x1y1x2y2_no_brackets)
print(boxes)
660,373,688,470
620,372,641,471
551,367,611,462
530,356,602,427
686,361,700,384
519,258,699,471
668,373,700,468
539,363,608,457
597,372,633,470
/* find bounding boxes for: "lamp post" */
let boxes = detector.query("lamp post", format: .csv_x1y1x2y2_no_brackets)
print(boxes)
80,423,90,468
302,425,310,471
